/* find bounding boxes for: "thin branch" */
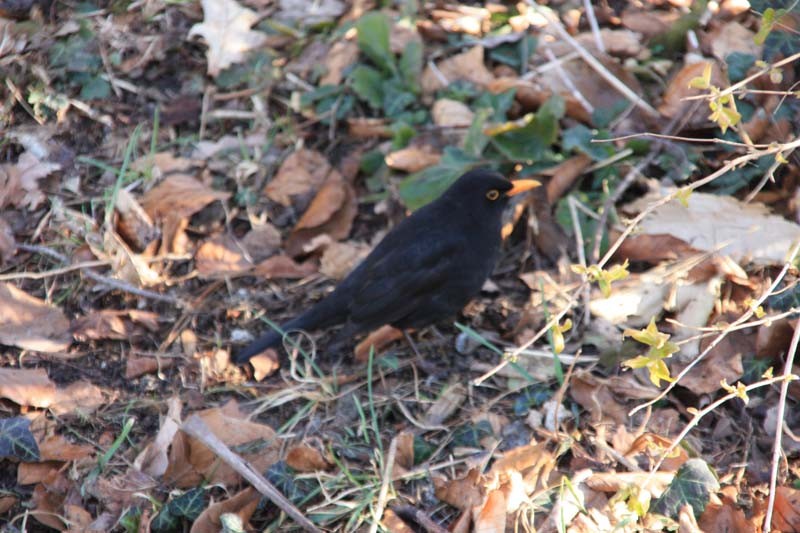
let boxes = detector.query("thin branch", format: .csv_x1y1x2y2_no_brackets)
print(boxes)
764,322,800,531
181,415,322,533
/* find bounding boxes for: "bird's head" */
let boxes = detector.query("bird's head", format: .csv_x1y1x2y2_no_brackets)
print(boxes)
443,169,541,214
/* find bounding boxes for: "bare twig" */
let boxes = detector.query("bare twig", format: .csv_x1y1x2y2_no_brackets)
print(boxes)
181,415,322,533
527,1,659,118
369,436,398,533
582,0,604,52
17,243,184,306
764,321,800,531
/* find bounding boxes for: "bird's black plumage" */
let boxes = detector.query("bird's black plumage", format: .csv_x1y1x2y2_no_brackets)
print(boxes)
234,168,539,364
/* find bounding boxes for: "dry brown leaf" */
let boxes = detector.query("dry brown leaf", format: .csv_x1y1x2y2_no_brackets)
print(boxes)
320,39,359,85
472,489,506,533
431,98,474,127
0,150,60,210
51,380,113,416
195,234,252,278
285,175,357,257
38,434,94,462
125,353,178,379
132,151,202,178
626,433,688,471
354,325,404,361
0,368,57,408
626,190,800,265
285,444,331,472
394,431,416,470
542,154,592,203
756,317,796,360
319,241,370,280
141,174,229,222
0,283,71,352
265,148,336,207
699,493,756,533
18,462,60,485
613,234,701,264
490,442,554,491
0,497,16,515
570,373,629,424
381,508,415,533
705,21,762,63
250,349,280,380
770,486,800,532
241,223,282,262
253,254,317,279
434,468,485,510
421,46,494,94
385,146,442,173
348,117,392,138
0,215,16,264
115,188,159,252
188,0,268,76
134,397,182,478
30,469,72,531
620,9,678,38
424,383,466,426
190,487,260,533
672,314,750,394
165,401,280,488
71,309,159,342
658,60,727,122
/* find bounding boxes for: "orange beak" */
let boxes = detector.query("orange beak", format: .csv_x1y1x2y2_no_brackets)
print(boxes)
506,179,541,197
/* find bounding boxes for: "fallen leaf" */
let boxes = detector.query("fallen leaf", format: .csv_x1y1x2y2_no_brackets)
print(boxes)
658,60,727,123
141,174,230,223
424,384,466,426
285,175,357,257
319,241,371,280
38,434,94,462
241,223,282,261
115,188,159,253
320,39,359,85
253,254,317,279
30,469,72,530
704,21,762,63
385,146,442,173
621,8,678,38
190,487,260,533
188,0,268,76
125,353,178,379
50,381,113,416
165,401,280,488
542,154,592,204
570,372,629,424
71,309,159,342
673,314,750,395
431,98,474,127
264,148,337,207
134,397,182,478
434,468,485,510
472,489,506,533
421,46,494,94
0,150,61,210
624,189,800,265
250,350,281,380
769,486,800,531
286,444,331,472
0,283,71,352
0,215,16,264
354,325,404,361
195,234,252,278
347,117,392,138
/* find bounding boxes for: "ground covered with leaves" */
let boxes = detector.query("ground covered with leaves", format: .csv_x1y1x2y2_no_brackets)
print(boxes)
3,0,800,531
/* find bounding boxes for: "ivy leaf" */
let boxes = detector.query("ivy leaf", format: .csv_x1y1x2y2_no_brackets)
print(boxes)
0,417,40,462
652,459,720,519
490,94,564,162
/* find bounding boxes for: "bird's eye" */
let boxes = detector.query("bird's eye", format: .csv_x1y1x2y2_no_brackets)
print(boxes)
486,189,500,201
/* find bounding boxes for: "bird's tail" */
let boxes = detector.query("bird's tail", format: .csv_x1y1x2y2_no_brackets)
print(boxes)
233,294,344,364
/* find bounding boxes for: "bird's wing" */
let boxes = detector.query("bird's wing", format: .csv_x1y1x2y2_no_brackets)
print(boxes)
345,233,467,330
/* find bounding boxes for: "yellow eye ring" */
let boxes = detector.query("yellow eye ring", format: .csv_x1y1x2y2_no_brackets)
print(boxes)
486,189,500,201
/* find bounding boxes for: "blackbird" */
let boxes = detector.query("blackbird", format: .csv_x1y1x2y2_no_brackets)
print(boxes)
234,169,540,363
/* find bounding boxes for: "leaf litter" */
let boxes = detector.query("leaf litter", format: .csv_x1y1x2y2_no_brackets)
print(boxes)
2,0,800,531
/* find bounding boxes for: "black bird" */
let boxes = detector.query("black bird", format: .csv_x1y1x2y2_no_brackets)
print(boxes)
234,169,540,363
